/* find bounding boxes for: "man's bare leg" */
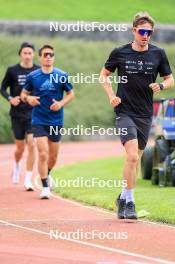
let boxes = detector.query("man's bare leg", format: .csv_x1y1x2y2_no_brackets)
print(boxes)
12,139,25,184
48,140,60,171
24,133,36,190
118,139,139,219
123,139,139,189
26,134,35,171
14,139,25,162
121,143,144,191
36,137,48,179
135,149,144,181
36,137,50,199
47,140,60,189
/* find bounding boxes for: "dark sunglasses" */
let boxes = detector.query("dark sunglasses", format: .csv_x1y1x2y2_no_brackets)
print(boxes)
137,28,153,37
43,52,54,58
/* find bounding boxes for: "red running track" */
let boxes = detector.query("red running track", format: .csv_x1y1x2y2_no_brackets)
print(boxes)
0,141,175,264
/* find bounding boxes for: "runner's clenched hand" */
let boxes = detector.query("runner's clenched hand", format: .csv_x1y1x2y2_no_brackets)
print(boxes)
149,83,161,93
27,96,40,106
50,99,63,111
9,96,21,106
110,96,121,107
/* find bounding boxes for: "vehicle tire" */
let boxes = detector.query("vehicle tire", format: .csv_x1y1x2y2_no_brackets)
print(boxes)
171,169,175,186
141,146,154,180
153,138,170,166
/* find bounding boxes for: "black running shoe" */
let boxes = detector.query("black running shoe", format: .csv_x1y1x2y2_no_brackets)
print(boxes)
125,201,137,219
116,194,126,219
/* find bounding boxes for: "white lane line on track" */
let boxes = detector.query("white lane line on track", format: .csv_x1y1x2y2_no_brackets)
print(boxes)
0,219,174,264
34,176,175,230
125,261,150,264
0,217,112,223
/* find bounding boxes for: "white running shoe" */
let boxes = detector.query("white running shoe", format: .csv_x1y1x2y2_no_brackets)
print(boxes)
24,179,34,191
24,172,34,191
40,187,50,199
12,162,21,184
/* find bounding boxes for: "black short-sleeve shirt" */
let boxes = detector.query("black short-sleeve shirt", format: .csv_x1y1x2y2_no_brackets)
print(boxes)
104,43,172,117
1,64,39,119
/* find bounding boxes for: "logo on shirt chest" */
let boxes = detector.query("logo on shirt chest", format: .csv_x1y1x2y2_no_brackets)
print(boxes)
40,79,56,91
18,74,27,86
124,60,155,74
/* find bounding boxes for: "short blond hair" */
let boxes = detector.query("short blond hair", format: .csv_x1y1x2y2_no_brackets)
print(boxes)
133,12,155,28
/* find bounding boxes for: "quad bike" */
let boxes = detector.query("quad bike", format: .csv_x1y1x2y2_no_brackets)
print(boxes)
141,98,175,186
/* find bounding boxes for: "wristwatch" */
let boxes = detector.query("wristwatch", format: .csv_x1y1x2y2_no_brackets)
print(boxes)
8,96,13,101
159,83,164,90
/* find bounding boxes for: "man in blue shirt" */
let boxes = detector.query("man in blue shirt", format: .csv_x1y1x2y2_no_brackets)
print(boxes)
21,44,74,199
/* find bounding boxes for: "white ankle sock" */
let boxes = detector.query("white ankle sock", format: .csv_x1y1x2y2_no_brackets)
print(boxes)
120,188,126,199
25,171,32,181
14,161,20,169
125,189,134,203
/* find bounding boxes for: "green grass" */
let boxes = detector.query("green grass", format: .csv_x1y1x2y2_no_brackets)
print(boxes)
52,157,175,225
0,34,175,142
0,0,174,23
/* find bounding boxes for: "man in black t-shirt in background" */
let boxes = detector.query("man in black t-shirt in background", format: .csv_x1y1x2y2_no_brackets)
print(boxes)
1,42,39,191
100,12,174,219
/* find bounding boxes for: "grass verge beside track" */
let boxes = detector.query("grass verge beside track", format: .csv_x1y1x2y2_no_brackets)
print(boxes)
53,157,175,225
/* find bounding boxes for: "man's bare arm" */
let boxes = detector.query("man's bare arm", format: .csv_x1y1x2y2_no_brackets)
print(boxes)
162,74,174,89
99,67,121,107
21,89,40,106
20,89,30,102
149,74,174,93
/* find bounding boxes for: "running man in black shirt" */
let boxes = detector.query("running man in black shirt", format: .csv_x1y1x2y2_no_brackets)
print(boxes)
100,12,174,219
1,42,39,190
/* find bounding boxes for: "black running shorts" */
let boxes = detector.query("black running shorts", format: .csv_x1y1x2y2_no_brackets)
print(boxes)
11,117,33,140
32,125,62,142
116,114,152,150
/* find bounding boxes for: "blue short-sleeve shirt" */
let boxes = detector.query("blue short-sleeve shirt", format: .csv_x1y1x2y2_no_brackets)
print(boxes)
24,68,73,126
